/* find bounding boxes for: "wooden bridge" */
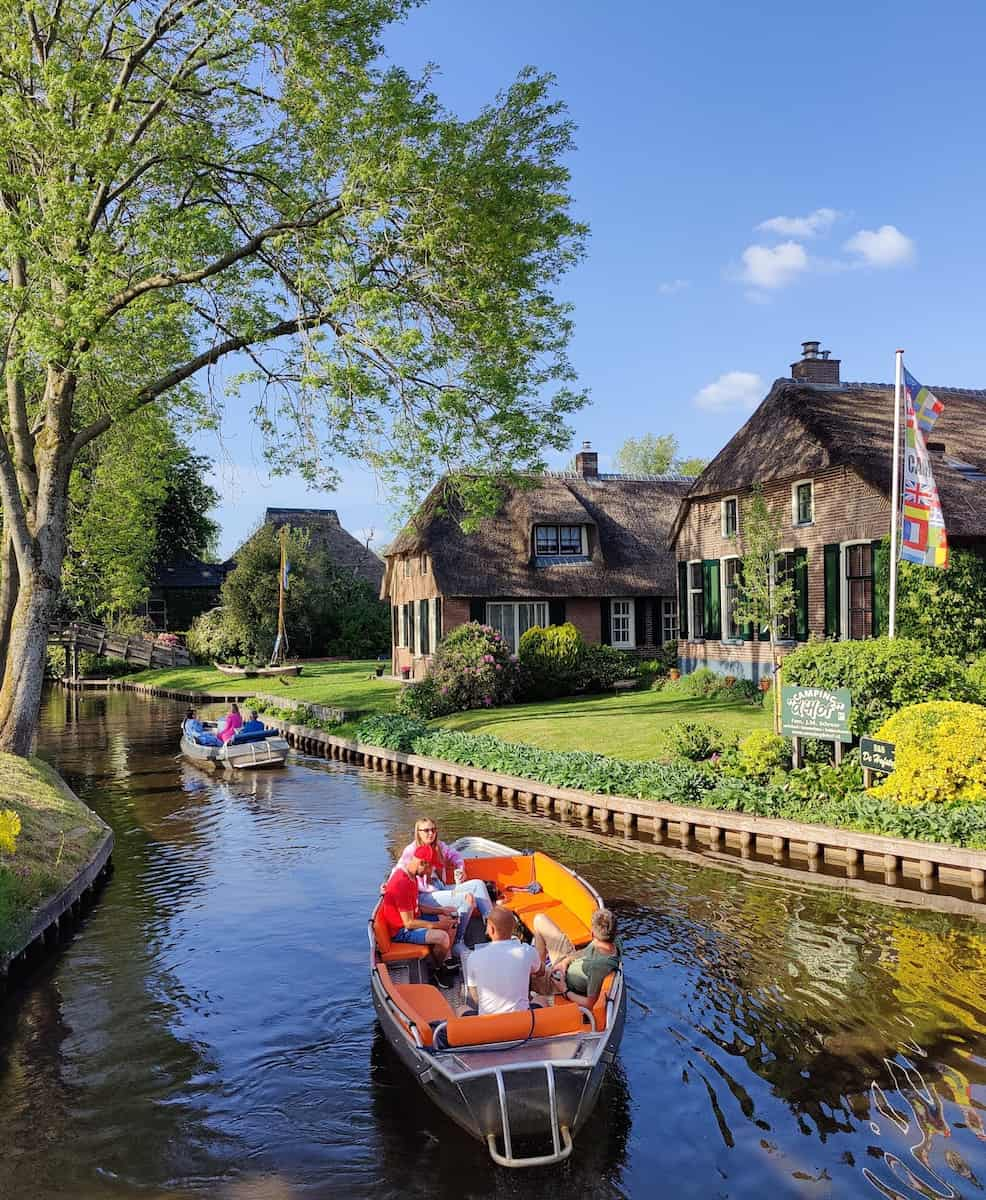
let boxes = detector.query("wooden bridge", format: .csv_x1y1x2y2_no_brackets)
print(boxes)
48,621,191,675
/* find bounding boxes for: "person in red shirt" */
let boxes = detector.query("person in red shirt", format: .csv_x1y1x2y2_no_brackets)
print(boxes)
381,845,457,981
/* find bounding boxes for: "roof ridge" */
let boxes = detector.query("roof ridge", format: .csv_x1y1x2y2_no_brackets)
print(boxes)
811,380,986,398
548,471,696,482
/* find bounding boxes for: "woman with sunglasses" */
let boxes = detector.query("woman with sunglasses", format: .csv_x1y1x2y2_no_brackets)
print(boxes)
397,818,493,941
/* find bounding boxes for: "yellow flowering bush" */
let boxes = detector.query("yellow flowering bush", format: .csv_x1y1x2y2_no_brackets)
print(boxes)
0,808,22,856
870,702,986,806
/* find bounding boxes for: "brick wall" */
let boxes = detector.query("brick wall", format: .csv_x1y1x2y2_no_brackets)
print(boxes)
565,597,601,643
675,466,890,680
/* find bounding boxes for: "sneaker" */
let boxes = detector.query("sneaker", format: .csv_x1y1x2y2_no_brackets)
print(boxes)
435,968,458,991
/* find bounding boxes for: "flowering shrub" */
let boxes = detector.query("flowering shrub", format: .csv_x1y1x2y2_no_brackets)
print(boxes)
154,632,183,647
0,809,21,857
870,702,986,806
399,622,522,718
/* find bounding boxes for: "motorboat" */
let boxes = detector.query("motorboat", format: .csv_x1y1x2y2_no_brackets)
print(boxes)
213,662,303,678
369,836,626,1167
179,719,290,769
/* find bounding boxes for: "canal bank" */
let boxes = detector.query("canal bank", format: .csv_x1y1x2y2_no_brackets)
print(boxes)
0,752,113,986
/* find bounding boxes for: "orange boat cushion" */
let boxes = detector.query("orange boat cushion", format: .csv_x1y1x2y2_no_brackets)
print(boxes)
532,853,598,930
498,893,591,947
373,908,430,964
441,1002,590,1048
376,964,453,1047
463,854,535,889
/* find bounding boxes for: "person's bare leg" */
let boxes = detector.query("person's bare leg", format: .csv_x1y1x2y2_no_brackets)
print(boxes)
425,928,450,967
532,912,574,965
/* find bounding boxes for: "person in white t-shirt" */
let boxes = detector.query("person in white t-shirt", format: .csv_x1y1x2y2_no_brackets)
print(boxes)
463,905,542,1016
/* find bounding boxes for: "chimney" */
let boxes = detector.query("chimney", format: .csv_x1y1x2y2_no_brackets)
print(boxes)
574,440,598,478
791,340,840,384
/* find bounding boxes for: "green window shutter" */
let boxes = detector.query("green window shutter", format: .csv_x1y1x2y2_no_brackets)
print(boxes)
702,560,721,640
677,563,688,639
824,544,841,638
469,598,485,623
600,598,612,645
548,599,566,626
871,539,887,637
794,548,809,641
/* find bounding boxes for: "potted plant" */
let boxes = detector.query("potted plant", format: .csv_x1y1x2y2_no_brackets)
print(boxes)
401,665,411,680
668,667,681,682
375,663,385,678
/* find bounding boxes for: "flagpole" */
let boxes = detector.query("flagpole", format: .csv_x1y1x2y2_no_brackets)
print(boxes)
888,349,904,639
274,525,287,665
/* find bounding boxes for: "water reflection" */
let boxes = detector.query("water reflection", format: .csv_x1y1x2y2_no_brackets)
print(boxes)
0,689,983,1198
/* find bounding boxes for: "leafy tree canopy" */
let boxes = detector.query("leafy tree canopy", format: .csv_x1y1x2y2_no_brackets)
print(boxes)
614,434,706,477
0,0,586,752
875,541,986,660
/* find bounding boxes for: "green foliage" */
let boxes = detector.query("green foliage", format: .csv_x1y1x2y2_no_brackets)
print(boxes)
186,608,247,663
732,484,795,646
613,433,707,477
874,539,986,659
736,730,792,779
871,702,986,806
397,675,448,720
638,643,679,681
661,667,759,705
969,654,986,703
410,623,523,715
571,644,638,693
217,524,389,660
665,721,736,761
782,637,976,734
519,622,585,698
354,714,986,847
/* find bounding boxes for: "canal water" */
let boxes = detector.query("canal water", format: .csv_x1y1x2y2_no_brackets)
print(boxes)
2,689,986,1199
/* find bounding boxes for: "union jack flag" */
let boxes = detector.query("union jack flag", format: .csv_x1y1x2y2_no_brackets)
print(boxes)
904,480,933,506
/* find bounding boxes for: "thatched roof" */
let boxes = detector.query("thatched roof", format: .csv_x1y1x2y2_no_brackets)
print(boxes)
387,475,692,597
152,555,226,590
230,507,384,589
673,379,986,542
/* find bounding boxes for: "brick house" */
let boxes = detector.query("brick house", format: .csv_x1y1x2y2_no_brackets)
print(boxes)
382,445,691,678
671,342,986,681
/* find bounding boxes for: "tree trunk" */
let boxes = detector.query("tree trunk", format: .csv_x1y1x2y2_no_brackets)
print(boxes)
0,566,57,756
0,527,18,680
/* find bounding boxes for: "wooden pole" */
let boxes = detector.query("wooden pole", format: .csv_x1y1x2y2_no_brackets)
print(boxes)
272,525,288,665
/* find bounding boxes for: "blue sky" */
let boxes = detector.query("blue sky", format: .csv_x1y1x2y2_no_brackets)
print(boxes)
199,0,986,557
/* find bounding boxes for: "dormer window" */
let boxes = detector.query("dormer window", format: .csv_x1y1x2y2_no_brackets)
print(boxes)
534,525,585,556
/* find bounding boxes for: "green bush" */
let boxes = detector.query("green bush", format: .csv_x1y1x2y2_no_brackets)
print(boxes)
519,622,585,699
870,702,986,806
639,643,679,682
397,675,448,720
781,637,976,735
737,730,791,779
665,721,736,762
352,714,986,847
417,622,523,715
573,644,639,693
969,654,986,704
661,668,761,705
186,606,245,663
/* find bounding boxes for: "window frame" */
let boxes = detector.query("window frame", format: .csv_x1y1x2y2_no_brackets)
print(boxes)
485,600,549,653
720,555,743,642
791,479,814,527
841,540,874,641
609,598,636,649
661,597,678,644
773,548,797,642
533,524,585,557
687,559,705,641
721,496,739,539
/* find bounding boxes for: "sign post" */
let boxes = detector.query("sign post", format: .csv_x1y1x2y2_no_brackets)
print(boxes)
781,686,853,766
860,736,895,788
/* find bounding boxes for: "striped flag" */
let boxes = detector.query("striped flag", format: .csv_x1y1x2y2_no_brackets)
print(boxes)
900,368,948,568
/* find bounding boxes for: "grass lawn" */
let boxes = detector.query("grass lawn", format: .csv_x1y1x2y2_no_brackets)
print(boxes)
433,687,773,760
127,659,401,715
0,754,107,958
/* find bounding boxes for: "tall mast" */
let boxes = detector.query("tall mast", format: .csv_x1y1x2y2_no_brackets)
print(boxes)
888,350,904,638
272,525,288,665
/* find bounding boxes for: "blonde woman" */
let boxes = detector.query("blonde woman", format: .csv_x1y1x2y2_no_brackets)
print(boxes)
397,818,493,936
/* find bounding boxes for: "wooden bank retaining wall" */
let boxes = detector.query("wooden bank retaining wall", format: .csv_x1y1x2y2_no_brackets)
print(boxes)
265,718,986,911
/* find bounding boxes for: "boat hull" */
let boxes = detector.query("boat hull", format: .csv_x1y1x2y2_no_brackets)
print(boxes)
179,733,290,769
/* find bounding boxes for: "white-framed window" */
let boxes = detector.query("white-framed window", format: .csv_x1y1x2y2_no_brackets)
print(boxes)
431,596,442,650
402,602,415,653
662,598,678,644
534,525,585,556
610,598,635,648
792,479,814,527
721,556,742,641
485,601,549,652
774,549,797,641
721,496,739,538
687,560,705,639
841,541,874,641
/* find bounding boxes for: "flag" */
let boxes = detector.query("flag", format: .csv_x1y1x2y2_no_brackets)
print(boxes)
900,368,949,568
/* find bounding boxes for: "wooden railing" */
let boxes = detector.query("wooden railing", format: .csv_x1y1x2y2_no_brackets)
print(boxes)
48,621,191,670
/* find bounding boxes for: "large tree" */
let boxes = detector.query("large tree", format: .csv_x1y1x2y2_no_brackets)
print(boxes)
614,433,706,477
0,1,586,754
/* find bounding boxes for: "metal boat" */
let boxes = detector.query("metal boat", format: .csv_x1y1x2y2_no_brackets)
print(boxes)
179,720,290,769
369,836,626,1167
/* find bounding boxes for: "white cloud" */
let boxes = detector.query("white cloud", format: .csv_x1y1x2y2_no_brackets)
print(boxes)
693,371,764,414
740,241,808,290
843,225,915,268
756,208,841,238
658,278,689,295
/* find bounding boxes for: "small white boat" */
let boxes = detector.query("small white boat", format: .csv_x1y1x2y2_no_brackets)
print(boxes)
180,719,290,770
369,836,626,1167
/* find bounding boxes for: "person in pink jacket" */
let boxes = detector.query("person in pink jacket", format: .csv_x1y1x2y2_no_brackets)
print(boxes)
218,703,243,744
398,817,493,937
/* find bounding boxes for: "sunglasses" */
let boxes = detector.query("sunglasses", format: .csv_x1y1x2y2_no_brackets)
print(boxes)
417,826,437,833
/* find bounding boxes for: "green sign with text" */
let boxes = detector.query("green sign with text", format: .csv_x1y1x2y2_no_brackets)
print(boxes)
860,736,895,774
781,685,852,743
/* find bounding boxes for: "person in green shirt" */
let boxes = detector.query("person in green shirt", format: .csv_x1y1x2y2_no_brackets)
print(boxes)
532,908,621,1010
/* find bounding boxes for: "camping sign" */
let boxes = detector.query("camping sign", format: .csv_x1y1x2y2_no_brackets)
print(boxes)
781,686,852,744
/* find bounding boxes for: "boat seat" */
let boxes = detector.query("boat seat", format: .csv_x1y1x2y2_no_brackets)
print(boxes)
463,855,535,889
499,894,591,947
436,1002,592,1050
373,909,430,965
553,971,617,1030
376,964,453,1048
532,853,598,931
229,729,269,745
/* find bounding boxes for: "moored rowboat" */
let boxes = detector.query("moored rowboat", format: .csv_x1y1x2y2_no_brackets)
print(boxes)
180,720,290,769
369,836,626,1167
